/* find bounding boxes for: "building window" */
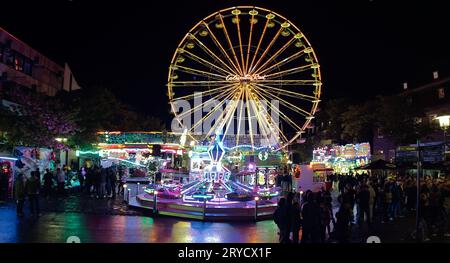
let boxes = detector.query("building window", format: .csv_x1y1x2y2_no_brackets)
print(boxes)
414,117,422,124
438,87,445,99
377,128,384,139
14,53,24,71
4,49,14,67
23,58,32,75
0,44,3,63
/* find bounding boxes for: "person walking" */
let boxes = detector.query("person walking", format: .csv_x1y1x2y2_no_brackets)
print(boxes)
319,201,334,242
335,203,352,243
93,166,101,198
301,194,321,243
43,169,53,197
382,184,393,222
291,201,302,243
118,167,126,195
357,185,371,224
25,172,41,217
56,168,66,196
99,167,107,198
274,198,288,243
285,192,294,242
15,173,26,217
367,182,376,223
108,168,117,198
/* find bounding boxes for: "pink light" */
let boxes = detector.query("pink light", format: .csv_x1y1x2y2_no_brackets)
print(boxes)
248,163,255,170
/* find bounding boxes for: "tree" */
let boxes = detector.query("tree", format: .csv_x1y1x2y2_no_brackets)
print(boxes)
374,95,434,145
315,98,350,144
72,86,165,149
340,100,376,144
0,89,79,150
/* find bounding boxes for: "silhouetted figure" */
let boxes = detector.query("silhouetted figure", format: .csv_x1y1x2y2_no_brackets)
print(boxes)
335,203,352,243
301,194,321,243
320,201,334,242
357,185,371,224
291,202,302,243
56,168,66,196
274,198,288,243
99,167,107,198
15,173,26,217
26,172,41,216
43,169,53,197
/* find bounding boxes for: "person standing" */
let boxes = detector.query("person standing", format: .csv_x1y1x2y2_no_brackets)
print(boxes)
382,184,393,222
118,167,126,195
56,168,66,196
367,182,376,223
301,194,321,243
79,167,86,193
25,172,41,216
15,173,26,217
335,203,352,243
43,169,53,197
108,168,117,198
99,167,107,199
357,185,371,224
319,201,334,242
291,201,302,243
273,198,288,243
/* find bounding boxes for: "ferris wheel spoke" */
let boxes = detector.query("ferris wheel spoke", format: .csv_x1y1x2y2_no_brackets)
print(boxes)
254,83,319,101
249,27,284,73
251,88,303,136
234,13,246,75
252,37,295,75
252,85,311,117
207,89,242,139
256,48,309,76
265,63,316,79
217,15,244,75
202,22,242,75
245,12,256,74
222,89,244,142
190,34,238,75
190,90,237,134
244,88,255,148
249,91,289,144
235,87,245,146
175,85,236,119
173,65,227,80
171,83,236,101
180,48,235,76
248,18,270,74
247,96,274,145
256,79,318,86
170,80,231,87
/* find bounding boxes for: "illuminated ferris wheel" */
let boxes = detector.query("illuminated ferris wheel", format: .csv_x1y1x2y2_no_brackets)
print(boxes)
168,6,321,149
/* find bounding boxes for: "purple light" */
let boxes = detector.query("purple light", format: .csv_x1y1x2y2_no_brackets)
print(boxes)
248,163,255,170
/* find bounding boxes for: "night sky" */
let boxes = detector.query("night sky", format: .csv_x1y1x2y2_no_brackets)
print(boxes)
1,0,449,123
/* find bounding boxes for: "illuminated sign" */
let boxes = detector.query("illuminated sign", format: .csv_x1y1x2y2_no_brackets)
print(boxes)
225,74,266,81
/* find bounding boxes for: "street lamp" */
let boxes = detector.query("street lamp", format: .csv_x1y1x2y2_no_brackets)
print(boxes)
435,115,450,161
254,196,260,221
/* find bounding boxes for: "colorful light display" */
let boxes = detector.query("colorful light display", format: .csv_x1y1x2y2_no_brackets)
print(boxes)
312,143,371,174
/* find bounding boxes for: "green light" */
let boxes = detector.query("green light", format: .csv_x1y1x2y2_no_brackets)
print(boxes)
76,150,100,157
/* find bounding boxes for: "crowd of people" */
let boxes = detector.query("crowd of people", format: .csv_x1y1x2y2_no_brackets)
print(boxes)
273,172,449,243
13,164,128,218
80,165,127,198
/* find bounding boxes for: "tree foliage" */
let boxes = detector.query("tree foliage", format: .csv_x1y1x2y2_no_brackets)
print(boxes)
0,89,79,150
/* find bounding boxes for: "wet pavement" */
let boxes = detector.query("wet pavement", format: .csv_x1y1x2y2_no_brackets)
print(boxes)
0,192,278,243
0,186,449,243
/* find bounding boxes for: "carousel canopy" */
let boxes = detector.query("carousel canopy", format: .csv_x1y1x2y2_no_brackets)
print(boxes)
355,159,396,170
